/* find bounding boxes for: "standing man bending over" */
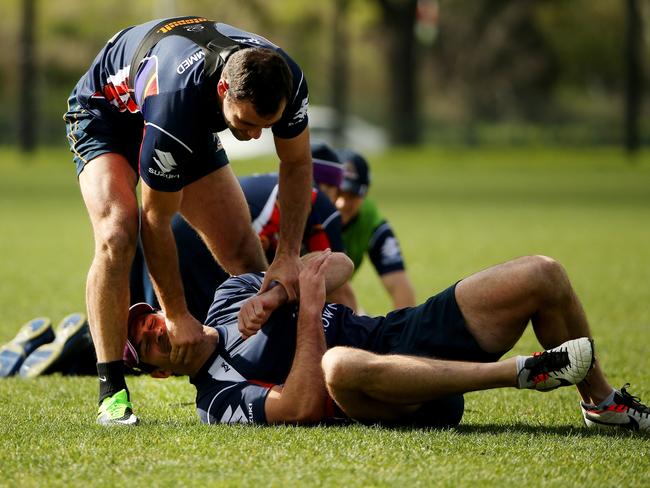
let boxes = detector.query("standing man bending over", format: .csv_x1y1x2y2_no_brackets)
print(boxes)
64,17,312,425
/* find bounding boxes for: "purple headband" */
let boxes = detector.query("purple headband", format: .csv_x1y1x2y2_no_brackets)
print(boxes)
312,158,344,187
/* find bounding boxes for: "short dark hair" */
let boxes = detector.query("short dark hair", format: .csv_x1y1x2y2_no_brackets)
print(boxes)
221,47,293,117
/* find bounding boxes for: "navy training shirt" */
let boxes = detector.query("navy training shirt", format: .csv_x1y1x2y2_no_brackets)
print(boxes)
73,19,309,192
191,272,383,424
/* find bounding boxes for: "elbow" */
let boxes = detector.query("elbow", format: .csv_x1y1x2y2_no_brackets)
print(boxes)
333,252,354,282
279,397,328,425
289,401,328,425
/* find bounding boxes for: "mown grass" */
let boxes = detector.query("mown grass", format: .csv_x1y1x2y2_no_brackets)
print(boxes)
0,145,649,487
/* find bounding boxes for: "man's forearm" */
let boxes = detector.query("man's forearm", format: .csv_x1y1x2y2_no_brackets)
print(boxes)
276,157,312,256
141,215,188,319
279,302,328,422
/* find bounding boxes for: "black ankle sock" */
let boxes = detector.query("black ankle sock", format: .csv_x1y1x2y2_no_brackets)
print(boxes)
97,361,128,404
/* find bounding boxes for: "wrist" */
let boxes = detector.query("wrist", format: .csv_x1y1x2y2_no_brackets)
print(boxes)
161,304,190,322
299,300,323,317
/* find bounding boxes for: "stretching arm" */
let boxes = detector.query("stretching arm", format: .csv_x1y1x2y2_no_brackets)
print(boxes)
238,251,353,338
264,251,332,423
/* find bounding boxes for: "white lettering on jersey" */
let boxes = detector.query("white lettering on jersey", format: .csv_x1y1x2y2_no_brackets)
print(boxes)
177,50,206,74
321,303,337,329
149,150,180,180
288,96,308,126
220,405,250,424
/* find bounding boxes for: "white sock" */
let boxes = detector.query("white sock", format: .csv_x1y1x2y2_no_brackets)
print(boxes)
515,355,533,389
595,389,616,408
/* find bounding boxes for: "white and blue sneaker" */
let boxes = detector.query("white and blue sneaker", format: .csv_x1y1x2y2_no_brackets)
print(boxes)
19,313,92,378
0,317,54,377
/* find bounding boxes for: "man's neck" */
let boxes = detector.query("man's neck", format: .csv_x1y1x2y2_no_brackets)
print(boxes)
175,326,219,377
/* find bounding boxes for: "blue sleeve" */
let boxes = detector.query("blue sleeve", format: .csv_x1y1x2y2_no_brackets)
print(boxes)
196,381,271,425
205,273,265,327
270,52,309,139
368,221,407,276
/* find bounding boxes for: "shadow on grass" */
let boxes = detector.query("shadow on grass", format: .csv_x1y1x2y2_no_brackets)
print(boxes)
453,423,649,439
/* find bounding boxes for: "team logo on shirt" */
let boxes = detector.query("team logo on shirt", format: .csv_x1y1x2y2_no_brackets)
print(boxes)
184,24,205,32
288,96,309,126
381,237,403,265
149,149,180,179
220,405,250,424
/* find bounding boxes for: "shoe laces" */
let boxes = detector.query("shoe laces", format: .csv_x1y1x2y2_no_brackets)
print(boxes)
527,349,569,378
618,384,650,417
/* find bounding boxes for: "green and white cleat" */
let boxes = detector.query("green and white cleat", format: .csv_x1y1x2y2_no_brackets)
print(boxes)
97,389,139,426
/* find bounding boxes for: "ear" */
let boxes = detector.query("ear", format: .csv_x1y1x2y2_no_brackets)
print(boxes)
150,369,172,379
217,79,229,98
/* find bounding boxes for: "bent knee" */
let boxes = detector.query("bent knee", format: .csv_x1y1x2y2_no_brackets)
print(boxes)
517,255,571,300
322,347,374,391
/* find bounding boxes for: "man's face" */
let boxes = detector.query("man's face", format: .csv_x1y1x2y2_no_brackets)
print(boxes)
218,80,286,141
131,312,172,370
336,191,365,222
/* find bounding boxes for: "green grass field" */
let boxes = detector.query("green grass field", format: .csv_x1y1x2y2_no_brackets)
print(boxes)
1,145,649,487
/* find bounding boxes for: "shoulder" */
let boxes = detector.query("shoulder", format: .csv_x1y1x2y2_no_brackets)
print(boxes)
205,273,265,327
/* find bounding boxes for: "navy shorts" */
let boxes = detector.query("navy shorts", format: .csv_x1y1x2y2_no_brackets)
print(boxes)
63,88,144,177
374,283,507,363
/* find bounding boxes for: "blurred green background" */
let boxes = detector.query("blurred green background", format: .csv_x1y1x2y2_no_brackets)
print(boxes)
1,146,649,487
1,0,649,149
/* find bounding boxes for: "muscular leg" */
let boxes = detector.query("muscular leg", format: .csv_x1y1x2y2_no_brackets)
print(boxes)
180,165,268,274
455,255,613,404
78,153,139,400
322,347,516,423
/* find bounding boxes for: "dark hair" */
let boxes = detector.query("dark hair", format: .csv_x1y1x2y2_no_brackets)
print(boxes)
221,47,293,117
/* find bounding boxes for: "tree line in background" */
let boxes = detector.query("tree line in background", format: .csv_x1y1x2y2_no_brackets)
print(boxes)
3,0,647,152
